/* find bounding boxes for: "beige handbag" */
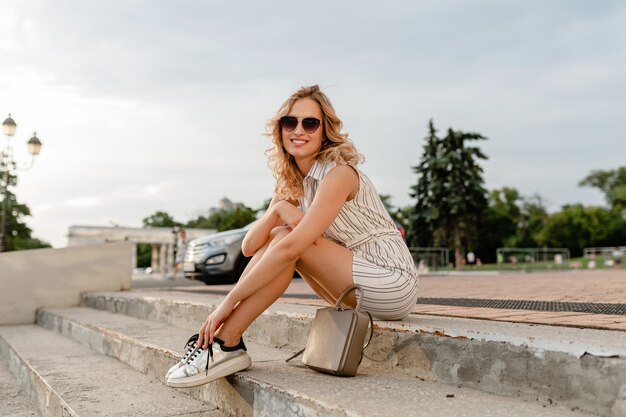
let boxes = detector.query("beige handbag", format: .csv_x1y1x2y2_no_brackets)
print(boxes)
286,285,373,377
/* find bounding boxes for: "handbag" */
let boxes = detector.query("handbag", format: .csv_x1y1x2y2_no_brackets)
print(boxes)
286,285,374,377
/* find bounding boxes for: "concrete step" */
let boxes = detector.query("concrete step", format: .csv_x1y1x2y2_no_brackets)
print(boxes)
81,290,626,417
37,305,598,417
0,325,227,417
0,357,41,417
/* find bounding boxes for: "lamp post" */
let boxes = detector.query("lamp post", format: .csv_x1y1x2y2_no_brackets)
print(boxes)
0,114,43,252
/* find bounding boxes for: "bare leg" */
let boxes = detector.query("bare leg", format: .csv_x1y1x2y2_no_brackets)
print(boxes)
295,238,357,308
215,227,294,345
297,271,336,305
215,227,356,346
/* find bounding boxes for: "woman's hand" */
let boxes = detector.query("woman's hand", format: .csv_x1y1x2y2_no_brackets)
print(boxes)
274,200,304,230
197,298,237,348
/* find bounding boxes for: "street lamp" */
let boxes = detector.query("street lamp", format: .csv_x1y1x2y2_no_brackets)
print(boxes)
1,114,43,252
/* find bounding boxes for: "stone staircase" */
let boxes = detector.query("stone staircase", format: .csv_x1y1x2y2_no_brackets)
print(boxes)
1,288,625,417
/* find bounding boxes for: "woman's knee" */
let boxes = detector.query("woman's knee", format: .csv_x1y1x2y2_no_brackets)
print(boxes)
269,226,291,241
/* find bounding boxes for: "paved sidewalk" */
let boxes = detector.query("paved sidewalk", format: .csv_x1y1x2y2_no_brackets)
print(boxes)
141,270,626,331
411,270,626,331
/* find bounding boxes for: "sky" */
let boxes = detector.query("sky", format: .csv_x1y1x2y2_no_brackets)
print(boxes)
1,0,625,248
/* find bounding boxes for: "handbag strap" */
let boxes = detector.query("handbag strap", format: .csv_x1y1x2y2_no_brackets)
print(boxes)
336,285,375,348
285,347,306,363
362,311,374,350
335,285,375,348
334,285,364,312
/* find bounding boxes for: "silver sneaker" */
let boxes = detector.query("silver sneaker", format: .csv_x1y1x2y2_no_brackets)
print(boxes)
167,337,252,388
165,333,199,379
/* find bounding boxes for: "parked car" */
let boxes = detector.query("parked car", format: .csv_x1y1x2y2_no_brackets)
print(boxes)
183,225,252,285
184,214,405,285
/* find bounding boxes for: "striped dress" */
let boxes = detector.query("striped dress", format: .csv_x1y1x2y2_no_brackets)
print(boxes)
299,160,419,320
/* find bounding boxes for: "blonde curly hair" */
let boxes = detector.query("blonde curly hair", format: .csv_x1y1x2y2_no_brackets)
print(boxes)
265,85,364,200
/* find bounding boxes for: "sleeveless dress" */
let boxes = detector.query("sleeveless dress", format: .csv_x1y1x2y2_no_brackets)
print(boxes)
298,160,419,320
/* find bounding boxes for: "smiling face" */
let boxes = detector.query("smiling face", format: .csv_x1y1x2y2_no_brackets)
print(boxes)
281,97,324,175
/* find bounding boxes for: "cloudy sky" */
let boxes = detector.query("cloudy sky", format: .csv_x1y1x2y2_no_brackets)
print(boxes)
2,1,625,247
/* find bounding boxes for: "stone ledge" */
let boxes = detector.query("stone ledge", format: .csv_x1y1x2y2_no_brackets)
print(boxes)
0,347,42,417
0,325,225,417
37,306,596,417
80,291,626,417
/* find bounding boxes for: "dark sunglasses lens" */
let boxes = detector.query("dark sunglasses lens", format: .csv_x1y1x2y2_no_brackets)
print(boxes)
302,118,320,133
280,116,298,132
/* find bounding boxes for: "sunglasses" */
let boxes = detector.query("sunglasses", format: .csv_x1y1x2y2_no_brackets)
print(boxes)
280,116,321,134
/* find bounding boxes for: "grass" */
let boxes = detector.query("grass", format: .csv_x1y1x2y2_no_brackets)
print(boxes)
426,256,622,273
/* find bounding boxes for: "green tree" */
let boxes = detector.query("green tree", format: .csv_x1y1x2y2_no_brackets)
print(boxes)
0,158,51,251
474,188,520,263
512,194,548,247
579,167,626,210
186,207,257,232
136,244,152,268
474,188,548,262
142,210,181,228
139,210,181,267
537,204,626,257
409,120,488,269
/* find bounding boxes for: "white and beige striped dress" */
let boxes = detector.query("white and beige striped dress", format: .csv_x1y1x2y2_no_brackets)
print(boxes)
299,160,419,320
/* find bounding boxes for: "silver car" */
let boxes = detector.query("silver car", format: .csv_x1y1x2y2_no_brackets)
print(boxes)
183,226,252,284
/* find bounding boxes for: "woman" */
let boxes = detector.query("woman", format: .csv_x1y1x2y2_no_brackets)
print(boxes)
166,85,419,388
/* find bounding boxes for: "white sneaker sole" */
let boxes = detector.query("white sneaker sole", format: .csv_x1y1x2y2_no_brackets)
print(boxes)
166,354,252,388
165,363,182,379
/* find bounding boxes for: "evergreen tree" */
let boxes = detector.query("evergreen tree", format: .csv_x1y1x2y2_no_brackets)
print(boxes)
0,157,51,251
473,188,520,263
409,120,488,269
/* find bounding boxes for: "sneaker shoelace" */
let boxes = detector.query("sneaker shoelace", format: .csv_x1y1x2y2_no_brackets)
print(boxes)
179,334,199,365
183,339,214,376
205,342,214,375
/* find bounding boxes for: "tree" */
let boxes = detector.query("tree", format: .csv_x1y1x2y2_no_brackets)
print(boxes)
537,204,626,257
512,194,548,248
409,120,488,269
474,188,548,262
579,167,626,210
474,188,520,263
138,210,182,267
186,207,257,232
0,158,51,251
142,211,181,228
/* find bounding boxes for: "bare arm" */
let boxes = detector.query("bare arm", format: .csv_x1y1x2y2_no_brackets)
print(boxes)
200,165,358,345
241,195,304,256
240,195,282,257
229,165,358,304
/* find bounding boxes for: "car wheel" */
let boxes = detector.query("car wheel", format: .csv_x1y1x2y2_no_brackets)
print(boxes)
233,255,252,283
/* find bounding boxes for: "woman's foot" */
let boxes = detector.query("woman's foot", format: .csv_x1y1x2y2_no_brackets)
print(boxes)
166,337,252,388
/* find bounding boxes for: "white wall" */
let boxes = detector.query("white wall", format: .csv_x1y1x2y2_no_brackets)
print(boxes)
0,242,132,325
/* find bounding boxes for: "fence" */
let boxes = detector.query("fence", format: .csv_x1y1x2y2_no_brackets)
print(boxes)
409,247,450,273
496,247,570,272
583,246,625,269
